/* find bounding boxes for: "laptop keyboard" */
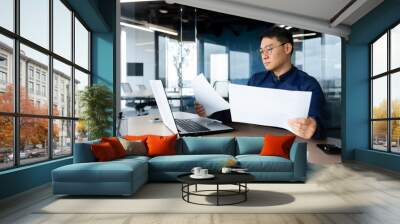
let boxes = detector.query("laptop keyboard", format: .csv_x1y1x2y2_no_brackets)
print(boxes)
175,119,210,132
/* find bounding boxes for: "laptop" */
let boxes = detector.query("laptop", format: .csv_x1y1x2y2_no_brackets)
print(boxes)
149,80,234,136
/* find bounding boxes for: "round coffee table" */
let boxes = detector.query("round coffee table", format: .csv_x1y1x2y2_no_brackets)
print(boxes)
177,173,255,206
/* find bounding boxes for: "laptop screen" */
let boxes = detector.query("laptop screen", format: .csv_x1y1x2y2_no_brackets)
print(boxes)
149,80,179,134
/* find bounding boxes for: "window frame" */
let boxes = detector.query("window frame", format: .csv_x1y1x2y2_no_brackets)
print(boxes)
370,19,400,154
0,0,92,171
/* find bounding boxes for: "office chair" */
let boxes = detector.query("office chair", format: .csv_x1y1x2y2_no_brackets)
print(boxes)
120,82,148,116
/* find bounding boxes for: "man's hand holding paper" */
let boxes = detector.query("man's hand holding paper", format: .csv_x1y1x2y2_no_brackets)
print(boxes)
192,74,230,116
229,84,312,134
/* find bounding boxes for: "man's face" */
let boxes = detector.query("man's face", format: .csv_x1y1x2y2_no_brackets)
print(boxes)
260,37,292,72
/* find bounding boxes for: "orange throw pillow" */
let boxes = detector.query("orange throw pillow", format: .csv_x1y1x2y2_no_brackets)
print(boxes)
91,142,117,161
124,135,149,142
259,134,296,159
101,137,127,158
146,135,177,157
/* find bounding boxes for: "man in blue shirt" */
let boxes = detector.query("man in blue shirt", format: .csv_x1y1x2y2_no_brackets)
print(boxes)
195,27,326,140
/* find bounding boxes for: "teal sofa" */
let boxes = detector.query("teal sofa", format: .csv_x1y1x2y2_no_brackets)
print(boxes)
52,137,307,196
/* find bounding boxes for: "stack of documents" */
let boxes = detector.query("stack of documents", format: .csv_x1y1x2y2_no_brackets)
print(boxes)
229,84,312,132
191,74,312,132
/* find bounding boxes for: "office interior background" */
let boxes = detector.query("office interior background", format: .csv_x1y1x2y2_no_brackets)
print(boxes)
119,1,342,135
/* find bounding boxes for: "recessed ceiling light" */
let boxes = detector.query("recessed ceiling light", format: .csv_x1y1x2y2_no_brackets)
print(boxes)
159,9,168,14
292,33,317,38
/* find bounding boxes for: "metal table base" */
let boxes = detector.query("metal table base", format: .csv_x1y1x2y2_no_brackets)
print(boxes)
181,183,249,206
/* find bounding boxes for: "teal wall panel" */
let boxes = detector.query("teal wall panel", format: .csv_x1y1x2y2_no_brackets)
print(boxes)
92,33,114,87
355,148,400,172
91,0,116,135
344,0,400,171
0,158,72,199
65,0,109,32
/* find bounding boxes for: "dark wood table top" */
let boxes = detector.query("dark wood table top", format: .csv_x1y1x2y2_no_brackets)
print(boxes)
177,172,255,185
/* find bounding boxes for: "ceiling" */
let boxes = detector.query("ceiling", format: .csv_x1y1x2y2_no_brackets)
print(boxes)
224,0,354,23
164,0,384,38
121,1,275,38
121,1,334,41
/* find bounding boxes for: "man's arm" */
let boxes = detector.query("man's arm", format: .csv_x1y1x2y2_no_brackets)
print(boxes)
308,80,327,139
288,78,326,140
209,109,232,124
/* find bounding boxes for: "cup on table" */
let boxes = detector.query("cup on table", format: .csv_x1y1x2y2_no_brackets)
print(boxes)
221,167,232,174
191,167,202,176
200,168,208,176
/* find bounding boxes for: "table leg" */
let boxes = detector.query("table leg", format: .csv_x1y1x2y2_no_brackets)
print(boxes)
217,184,219,206
187,184,190,202
245,183,247,201
181,184,183,199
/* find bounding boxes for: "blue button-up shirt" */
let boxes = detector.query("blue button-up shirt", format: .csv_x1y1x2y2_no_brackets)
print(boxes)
210,66,326,139
247,66,326,139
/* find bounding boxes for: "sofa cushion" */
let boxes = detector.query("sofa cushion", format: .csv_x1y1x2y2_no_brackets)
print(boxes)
52,159,147,183
115,155,150,163
148,154,235,172
236,155,293,172
124,135,149,141
118,138,147,156
101,137,127,158
147,135,177,157
180,137,236,155
236,137,263,155
73,140,100,163
260,134,296,159
90,142,118,162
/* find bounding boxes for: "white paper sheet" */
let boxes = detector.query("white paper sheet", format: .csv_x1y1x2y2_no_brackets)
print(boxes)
229,84,312,132
192,74,230,116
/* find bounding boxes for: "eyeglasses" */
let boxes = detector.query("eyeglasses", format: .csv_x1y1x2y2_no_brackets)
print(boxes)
259,43,287,55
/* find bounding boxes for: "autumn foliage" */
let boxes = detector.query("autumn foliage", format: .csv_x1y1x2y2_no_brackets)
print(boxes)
372,99,400,141
0,84,59,150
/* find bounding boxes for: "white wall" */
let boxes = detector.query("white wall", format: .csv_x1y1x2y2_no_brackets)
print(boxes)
123,27,155,89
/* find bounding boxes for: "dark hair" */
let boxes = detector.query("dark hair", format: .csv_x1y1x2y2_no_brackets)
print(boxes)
260,26,294,54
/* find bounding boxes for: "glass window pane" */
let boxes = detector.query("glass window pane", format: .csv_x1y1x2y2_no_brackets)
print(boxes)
75,120,88,143
372,121,388,151
0,0,14,31
391,72,400,118
53,119,72,158
391,24,400,70
20,117,49,165
372,76,387,119
74,69,89,118
53,59,72,117
53,0,72,60
75,18,89,70
20,44,49,115
372,33,387,76
391,120,400,153
0,34,14,112
0,116,14,170
20,0,49,49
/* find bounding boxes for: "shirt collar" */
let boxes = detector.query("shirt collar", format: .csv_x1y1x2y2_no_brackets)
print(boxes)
272,65,296,82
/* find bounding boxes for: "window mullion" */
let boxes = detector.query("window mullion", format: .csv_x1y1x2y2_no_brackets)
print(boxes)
14,0,20,167
71,10,76,153
49,0,54,160
388,29,391,152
